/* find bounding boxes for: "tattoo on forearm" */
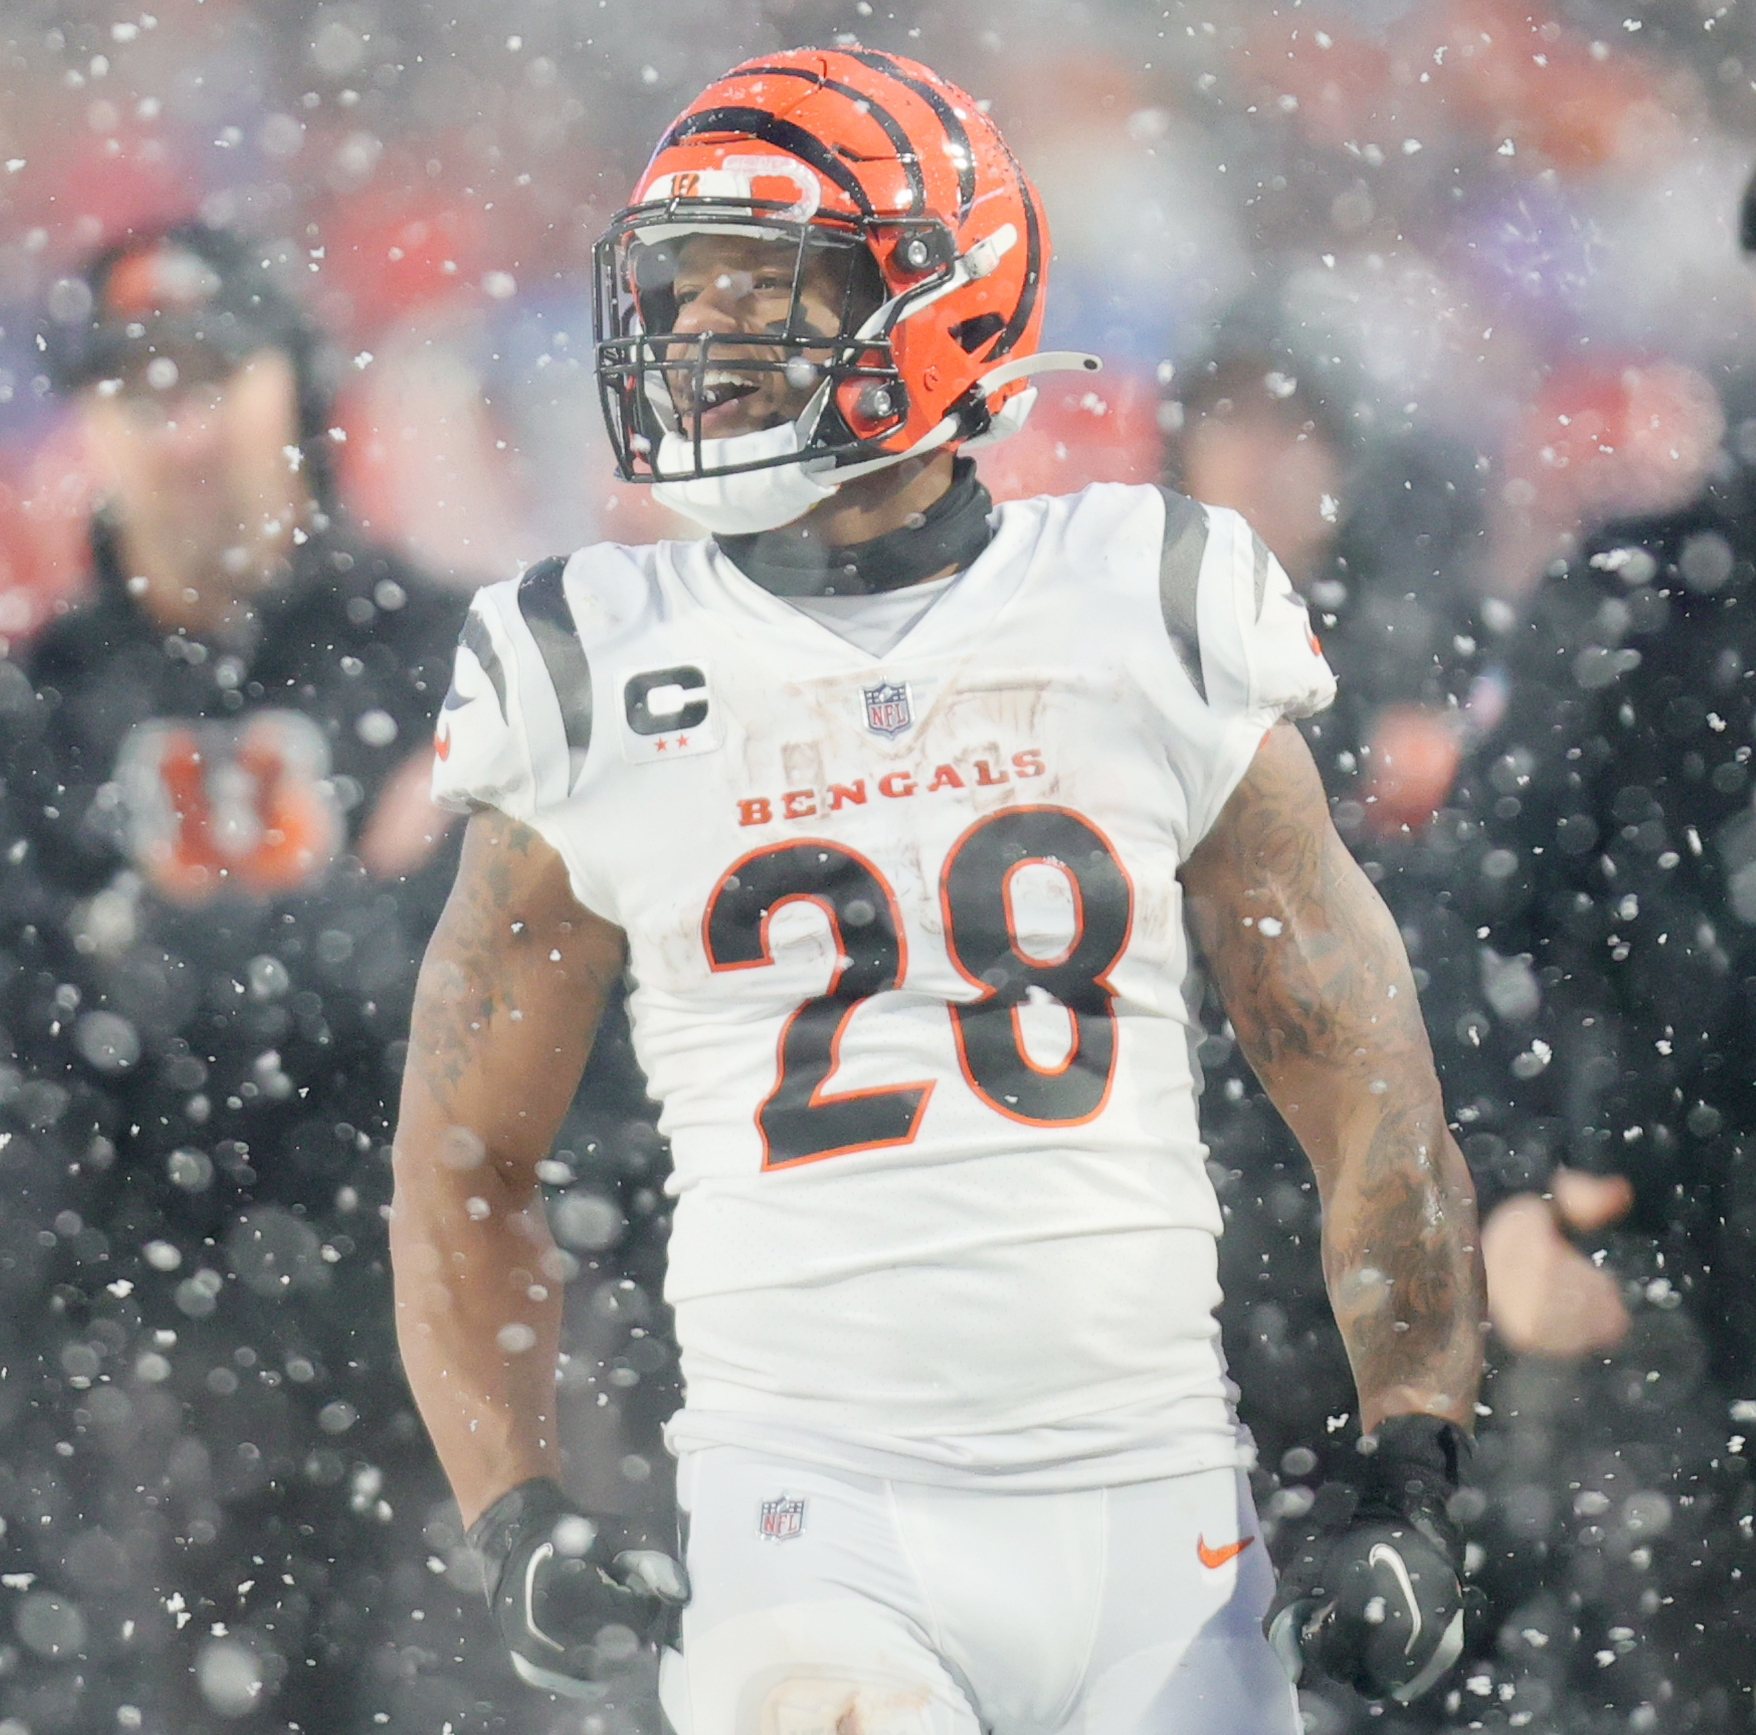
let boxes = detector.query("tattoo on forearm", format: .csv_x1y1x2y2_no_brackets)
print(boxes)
1328,1102,1480,1410
421,817,535,1102
1184,727,1483,1419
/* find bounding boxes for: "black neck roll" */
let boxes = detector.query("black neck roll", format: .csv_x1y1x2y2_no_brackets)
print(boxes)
716,457,995,598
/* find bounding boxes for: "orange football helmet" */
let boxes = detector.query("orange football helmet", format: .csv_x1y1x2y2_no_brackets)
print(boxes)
592,48,1097,529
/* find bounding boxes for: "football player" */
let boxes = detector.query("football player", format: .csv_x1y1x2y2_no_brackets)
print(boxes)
390,49,1485,1734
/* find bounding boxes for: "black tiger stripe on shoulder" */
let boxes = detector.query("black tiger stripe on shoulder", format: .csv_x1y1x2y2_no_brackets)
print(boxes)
517,556,594,772
1155,486,1210,703
450,609,508,720
1248,529,1272,618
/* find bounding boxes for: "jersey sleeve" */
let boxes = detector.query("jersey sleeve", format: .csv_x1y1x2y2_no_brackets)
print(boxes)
430,561,587,827
430,594,536,819
1156,491,1336,847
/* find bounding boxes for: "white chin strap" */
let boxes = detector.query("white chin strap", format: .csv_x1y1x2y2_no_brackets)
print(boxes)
651,419,842,537
651,352,1102,536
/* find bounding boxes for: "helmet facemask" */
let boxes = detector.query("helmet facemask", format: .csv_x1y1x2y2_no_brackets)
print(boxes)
594,198,953,495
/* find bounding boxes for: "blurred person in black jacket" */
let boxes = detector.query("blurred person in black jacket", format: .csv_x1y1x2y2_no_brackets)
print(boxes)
1425,181,1756,1733
0,221,522,1735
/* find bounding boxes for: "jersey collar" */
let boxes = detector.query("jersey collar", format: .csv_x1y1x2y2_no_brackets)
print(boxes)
713,457,995,599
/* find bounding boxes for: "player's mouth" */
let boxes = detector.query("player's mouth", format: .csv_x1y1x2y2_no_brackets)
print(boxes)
685,368,766,437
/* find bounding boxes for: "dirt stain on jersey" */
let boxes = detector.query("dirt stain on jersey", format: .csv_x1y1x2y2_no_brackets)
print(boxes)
915,662,1051,748
756,1677,933,1735
780,737,828,796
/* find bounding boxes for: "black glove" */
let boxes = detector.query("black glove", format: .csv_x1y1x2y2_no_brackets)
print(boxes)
1264,1415,1470,1705
468,1477,688,1697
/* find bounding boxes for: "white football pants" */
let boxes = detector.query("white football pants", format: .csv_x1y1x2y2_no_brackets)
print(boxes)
657,1446,1301,1735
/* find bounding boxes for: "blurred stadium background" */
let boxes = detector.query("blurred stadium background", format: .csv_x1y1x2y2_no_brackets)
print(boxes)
2,0,1750,622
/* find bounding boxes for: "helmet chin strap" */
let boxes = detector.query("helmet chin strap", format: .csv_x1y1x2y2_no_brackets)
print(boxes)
649,380,841,537
650,422,839,535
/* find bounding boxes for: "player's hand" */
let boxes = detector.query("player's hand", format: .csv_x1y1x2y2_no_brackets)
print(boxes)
468,1477,688,1697
1483,1174,1633,1357
1265,1414,1470,1705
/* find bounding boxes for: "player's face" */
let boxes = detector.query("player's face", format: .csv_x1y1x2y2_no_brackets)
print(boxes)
664,233,858,440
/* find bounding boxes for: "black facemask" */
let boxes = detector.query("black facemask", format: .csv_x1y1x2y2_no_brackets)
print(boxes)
715,457,995,598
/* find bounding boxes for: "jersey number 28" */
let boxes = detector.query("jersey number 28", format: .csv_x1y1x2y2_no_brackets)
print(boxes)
703,806,1133,1168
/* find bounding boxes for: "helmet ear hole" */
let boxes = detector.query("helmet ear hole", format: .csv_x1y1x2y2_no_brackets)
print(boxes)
949,312,1005,355
837,377,907,440
887,228,953,281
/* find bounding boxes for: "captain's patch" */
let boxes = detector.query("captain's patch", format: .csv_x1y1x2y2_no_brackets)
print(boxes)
620,663,723,764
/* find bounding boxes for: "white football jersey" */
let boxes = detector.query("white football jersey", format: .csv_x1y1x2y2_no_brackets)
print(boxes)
434,482,1334,1489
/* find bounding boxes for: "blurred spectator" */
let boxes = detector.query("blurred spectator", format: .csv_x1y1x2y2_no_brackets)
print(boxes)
0,220,486,1735
1168,338,1485,837
1427,168,1756,1734
1168,346,1348,590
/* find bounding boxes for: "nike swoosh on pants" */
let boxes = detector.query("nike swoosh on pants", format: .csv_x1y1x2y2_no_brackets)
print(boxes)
1196,1534,1255,1569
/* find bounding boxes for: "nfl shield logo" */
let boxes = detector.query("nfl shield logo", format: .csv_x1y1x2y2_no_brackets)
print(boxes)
758,1496,806,1541
863,680,913,738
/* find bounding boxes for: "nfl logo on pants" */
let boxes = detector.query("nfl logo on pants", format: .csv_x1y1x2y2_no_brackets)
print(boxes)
759,1496,806,1541
863,680,912,738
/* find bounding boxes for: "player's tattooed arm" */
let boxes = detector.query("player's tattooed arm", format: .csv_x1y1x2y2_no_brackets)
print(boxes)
1181,723,1484,1433
391,810,628,1524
